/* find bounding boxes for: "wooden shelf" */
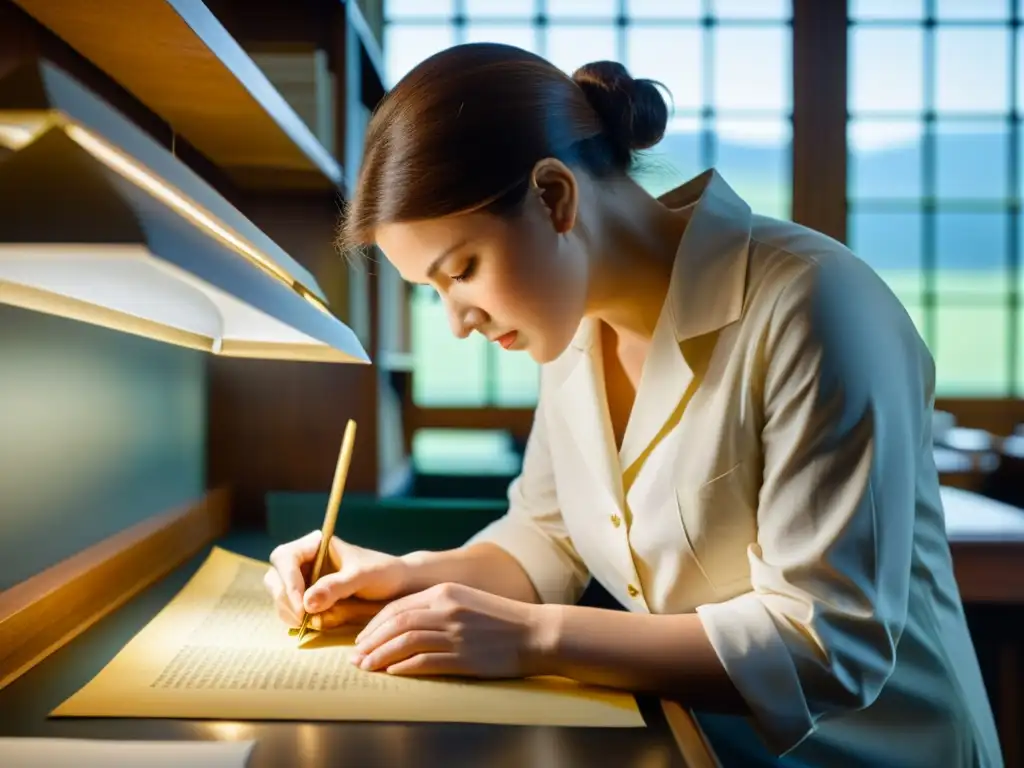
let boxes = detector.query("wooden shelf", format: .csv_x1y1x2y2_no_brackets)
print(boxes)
12,0,345,191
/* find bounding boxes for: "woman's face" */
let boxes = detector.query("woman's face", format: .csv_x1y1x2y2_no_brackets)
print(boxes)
375,175,590,365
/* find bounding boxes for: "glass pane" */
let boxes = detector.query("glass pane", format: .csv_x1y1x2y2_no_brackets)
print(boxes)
627,0,702,18
714,27,791,111
547,0,617,18
412,429,520,475
712,0,791,19
1018,28,1024,112
465,0,536,17
848,120,924,199
900,301,929,346
936,121,1009,200
411,288,488,406
1018,306,1024,397
936,29,1010,114
937,0,1010,20
1018,213,1023,396
465,24,539,53
850,0,924,19
544,25,619,74
495,348,540,406
850,28,925,113
384,24,456,86
713,118,791,218
385,0,455,20
1020,212,1024,298
847,211,923,299
626,26,703,111
934,305,1010,396
633,116,705,195
935,212,1009,294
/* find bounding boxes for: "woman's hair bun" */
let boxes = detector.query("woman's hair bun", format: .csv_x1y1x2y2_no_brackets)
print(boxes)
572,60,670,159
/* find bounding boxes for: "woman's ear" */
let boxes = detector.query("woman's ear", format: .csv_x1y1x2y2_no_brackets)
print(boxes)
529,158,578,235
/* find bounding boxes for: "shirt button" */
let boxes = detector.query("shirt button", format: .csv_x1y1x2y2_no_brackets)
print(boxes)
610,514,622,528
627,584,640,598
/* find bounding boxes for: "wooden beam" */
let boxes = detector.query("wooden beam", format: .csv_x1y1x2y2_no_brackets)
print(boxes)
407,399,1024,447
791,0,848,242
203,0,332,51
0,488,230,691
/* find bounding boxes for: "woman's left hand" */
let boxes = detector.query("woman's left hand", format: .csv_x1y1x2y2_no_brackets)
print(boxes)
350,582,550,678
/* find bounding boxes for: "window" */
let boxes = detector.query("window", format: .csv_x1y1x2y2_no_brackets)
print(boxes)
847,0,1021,396
384,0,794,410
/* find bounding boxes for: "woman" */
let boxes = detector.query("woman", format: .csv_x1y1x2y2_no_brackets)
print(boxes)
264,43,1001,767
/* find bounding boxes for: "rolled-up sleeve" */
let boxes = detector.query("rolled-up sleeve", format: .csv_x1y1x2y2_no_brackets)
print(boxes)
466,393,590,605
695,258,933,755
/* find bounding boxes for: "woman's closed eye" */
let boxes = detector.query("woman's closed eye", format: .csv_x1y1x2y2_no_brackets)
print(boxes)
451,257,477,283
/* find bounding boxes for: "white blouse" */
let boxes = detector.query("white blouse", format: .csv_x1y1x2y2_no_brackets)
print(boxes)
468,169,1003,767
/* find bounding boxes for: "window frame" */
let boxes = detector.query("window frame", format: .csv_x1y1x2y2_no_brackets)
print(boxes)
377,0,1024,457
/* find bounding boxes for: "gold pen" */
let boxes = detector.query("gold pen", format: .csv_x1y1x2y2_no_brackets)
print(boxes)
295,418,357,645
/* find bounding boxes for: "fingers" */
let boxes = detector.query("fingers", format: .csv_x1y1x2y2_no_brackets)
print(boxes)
356,583,462,644
305,565,375,613
311,599,387,631
355,607,447,659
384,653,462,677
355,590,424,644
263,567,302,626
354,628,451,672
268,530,322,614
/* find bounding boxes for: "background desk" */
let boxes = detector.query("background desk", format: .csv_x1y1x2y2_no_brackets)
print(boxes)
941,486,1024,767
0,533,694,768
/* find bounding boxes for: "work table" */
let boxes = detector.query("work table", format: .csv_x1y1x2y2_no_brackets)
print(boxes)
3,487,1023,767
0,533,693,768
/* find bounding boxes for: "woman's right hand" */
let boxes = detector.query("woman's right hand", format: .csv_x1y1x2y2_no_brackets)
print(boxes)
264,530,415,631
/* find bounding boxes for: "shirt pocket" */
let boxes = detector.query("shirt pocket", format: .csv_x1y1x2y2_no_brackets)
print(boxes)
675,460,758,596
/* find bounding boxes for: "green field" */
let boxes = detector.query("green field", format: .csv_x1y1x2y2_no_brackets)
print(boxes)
411,270,1022,408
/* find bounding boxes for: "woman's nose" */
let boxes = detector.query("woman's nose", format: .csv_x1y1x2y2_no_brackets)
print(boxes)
446,300,486,340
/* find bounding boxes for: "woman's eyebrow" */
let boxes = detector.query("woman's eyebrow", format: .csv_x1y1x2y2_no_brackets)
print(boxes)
425,237,471,280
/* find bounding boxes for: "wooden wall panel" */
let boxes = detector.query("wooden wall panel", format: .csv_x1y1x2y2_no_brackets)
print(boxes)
207,189,382,527
207,358,378,526
0,489,229,690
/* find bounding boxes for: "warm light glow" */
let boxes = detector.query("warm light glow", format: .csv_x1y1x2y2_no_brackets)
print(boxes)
0,108,369,363
0,111,337,314
0,249,369,364
0,124,35,149
0,114,52,149
297,284,333,316
197,722,256,741
64,124,297,288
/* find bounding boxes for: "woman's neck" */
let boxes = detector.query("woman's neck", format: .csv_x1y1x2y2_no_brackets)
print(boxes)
582,177,690,345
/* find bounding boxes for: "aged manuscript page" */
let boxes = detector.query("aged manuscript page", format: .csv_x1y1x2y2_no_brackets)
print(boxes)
53,547,643,727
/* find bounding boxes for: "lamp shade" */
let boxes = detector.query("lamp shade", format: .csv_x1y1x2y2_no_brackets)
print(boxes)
0,60,368,364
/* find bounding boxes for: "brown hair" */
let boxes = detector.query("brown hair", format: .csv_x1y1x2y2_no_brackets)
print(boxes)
339,43,669,253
